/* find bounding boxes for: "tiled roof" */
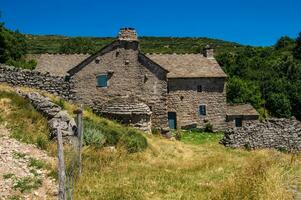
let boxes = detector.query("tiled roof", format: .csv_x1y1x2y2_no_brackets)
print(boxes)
145,53,227,78
28,54,90,76
226,104,259,116
101,103,152,115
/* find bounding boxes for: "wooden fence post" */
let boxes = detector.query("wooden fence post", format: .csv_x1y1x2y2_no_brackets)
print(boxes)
57,128,66,200
74,109,83,175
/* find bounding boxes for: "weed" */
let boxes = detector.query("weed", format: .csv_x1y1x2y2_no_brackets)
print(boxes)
13,176,43,193
28,157,45,169
3,173,15,179
12,151,27,159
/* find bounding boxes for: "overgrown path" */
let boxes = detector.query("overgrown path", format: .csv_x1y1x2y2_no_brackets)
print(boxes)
0,125,57,199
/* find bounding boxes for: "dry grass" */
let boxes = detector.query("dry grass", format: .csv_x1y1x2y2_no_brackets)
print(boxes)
1,83,300,200
72,136,301,200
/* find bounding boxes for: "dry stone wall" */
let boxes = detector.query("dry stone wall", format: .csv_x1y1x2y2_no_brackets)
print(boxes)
0,64,75,100
221,118,301,152
21,92,77,140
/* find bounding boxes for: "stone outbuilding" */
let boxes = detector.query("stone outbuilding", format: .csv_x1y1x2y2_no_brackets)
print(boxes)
101,102,152,133
226,104,259,128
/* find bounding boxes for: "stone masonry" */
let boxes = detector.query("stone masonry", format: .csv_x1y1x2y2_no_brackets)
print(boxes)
221,118,301,152
21,92,77,140
167,78,227,131
0,64,75,100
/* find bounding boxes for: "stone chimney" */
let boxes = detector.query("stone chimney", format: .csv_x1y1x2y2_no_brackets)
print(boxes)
203,45,214,59
118,27,138,41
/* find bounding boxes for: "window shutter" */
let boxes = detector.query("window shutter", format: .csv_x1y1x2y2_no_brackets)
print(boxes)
97,74,108,87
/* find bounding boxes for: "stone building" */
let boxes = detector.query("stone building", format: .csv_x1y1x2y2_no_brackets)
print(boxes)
28,28,257,132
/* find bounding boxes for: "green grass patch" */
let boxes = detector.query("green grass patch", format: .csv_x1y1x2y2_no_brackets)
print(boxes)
178,130,224,145
84,118,147,153
0,91,50,150
13,176,43,193
28,157,45,169
3,173,15,179
12,151,27,159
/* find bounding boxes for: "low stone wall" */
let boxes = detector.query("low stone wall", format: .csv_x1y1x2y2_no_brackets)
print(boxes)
0,64,75,100
221,118,301,152
21,92,77,140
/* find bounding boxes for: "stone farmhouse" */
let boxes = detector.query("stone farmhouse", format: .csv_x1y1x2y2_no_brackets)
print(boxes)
27,28,259,132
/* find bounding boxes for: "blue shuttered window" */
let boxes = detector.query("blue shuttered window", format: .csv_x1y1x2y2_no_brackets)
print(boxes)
199,105,206,116
96,74,108,87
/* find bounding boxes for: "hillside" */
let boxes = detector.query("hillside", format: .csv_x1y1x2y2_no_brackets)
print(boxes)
25,34,243,55
0,84,300,200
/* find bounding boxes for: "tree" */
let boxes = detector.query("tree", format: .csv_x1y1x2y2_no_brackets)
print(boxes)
275,36,295,50
293,32,301,60
0,22,36,69
226,77,263,109
266,93,291,118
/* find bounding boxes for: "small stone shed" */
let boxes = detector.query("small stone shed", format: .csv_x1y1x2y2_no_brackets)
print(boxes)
101,102,152,133
226,104,259,128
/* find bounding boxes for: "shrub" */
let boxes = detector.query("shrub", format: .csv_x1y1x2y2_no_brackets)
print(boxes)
120,129,148,153
84,126,106,148
204,123,213,132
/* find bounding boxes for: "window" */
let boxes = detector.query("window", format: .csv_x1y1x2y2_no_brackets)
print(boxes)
199,105,206,116
235,118,242,127
96,74,108,87
197,85,202,92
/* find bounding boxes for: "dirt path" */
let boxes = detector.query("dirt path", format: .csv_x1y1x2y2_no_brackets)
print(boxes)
0,125,57,200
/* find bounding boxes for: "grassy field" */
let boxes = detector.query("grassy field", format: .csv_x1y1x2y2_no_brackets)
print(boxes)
0,84,300,200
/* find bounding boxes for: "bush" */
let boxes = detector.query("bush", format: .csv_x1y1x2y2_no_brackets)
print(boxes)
204,123,213,132
83,119,107,148
83,118,147,152
120,130,148,153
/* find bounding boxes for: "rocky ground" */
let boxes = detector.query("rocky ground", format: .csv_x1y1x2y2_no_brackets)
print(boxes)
0,125,57,200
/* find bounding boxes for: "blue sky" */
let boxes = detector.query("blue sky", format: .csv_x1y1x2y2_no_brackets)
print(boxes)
0,0,300,46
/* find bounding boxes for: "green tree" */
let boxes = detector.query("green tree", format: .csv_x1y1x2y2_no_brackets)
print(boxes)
266,93,291,118
226,77,263,109
293,32,301,60
275,36,295,50
0,23,36,69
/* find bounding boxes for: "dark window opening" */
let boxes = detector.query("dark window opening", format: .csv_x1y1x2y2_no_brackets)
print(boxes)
199,105,206,116
235,118,242,127
96,74,108,87
197,85,203,92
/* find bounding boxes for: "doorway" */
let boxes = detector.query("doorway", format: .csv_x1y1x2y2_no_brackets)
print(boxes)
168,112,177,129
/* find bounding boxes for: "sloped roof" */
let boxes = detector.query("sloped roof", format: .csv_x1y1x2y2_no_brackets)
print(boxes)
226,104,259,116
145,53,227,78
28,54,90,76
101,103,152,115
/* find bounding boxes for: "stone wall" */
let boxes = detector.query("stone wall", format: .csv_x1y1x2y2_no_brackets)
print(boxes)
167,77,227,131
21,92,77,141
0,64,75,100
221,118,301,152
